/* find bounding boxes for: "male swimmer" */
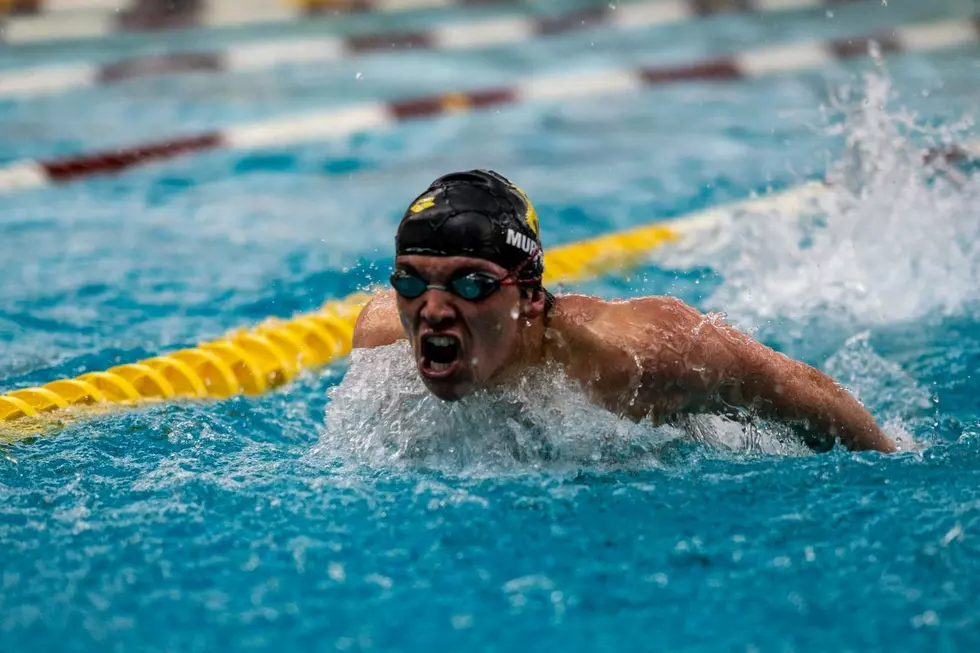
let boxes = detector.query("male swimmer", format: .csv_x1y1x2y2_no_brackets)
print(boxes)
351,170,898,454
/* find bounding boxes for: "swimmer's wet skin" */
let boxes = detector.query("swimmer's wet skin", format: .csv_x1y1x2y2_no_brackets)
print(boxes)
352,170,898,454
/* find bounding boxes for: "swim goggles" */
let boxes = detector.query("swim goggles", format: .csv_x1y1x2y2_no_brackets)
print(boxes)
389,270,515,302
391,245,543,302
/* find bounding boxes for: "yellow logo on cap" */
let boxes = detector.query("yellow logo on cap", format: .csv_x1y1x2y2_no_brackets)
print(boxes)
409,196,435,213
509,183,539,236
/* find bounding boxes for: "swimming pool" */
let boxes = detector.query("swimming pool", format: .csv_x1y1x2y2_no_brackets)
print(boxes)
2,0,980,650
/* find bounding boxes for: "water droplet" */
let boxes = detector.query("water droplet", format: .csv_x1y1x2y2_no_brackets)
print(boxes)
912,610,939,628
451,614,473,630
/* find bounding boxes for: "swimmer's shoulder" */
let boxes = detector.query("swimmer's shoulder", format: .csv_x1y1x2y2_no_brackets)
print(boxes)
546,293,709,368
550,293,700,333
546,293,653,360
351,289,406,349
545,294,700,406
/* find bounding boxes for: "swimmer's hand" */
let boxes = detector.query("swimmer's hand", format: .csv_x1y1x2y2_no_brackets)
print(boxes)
588,297,898,454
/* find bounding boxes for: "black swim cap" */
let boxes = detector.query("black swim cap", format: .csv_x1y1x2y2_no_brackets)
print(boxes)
395,170,544,283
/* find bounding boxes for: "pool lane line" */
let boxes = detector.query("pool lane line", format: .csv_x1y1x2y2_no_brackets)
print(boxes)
0,0,883,47
1,0,119,14
2,0,569,46
0,181,828,434
0,0,875,97
1,16,977,196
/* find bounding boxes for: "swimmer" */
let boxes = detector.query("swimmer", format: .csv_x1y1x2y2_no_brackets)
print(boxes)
352,170,898,454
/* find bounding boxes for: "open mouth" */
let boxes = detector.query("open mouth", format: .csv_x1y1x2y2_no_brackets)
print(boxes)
420,334,462,378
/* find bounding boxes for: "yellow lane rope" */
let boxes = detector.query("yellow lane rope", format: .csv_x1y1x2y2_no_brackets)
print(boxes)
0,182,826,438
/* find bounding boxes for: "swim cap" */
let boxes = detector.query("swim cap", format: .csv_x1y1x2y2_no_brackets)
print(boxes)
395,170,544,283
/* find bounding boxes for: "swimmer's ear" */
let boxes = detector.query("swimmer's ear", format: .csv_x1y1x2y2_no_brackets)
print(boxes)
520,286,547,321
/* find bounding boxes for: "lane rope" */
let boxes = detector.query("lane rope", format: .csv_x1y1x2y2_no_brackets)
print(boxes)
2,0,532,45
0,0,879,98
1,15,978,194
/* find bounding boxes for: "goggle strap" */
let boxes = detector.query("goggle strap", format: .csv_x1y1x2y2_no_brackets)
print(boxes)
506,245,543,283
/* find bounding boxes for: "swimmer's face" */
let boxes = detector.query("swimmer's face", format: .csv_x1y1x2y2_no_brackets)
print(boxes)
392,255,544,401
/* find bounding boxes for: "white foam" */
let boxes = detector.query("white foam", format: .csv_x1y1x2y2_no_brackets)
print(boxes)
655,61,980,331
316,340,807,474
317,341,676,472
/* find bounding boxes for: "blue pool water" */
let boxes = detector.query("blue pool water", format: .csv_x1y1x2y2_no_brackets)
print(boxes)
2,1,980,651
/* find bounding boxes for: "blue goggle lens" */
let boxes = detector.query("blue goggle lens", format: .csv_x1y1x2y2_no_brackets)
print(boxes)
390,271,503,301
389,273,428,298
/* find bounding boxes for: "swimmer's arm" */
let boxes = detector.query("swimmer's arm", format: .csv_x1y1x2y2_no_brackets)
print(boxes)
351,290,406,349
635,298,898,453
713,344,897,453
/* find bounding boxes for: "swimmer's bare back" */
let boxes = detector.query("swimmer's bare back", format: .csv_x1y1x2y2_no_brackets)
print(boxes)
352,291,898,454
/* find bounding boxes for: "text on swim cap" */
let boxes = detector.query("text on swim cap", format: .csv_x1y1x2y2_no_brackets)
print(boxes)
506,228,537,255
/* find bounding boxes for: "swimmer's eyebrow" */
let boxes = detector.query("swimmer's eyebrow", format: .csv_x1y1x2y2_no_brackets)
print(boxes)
394,262,420,274
449,265,489,277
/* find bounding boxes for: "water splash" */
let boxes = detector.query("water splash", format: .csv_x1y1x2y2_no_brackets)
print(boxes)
685,64,980,343
822,330,932,451
314,341,808,474
316,341,670,473
650,62,980,446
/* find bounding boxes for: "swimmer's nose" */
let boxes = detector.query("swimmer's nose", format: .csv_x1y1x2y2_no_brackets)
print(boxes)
419,290,456,326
